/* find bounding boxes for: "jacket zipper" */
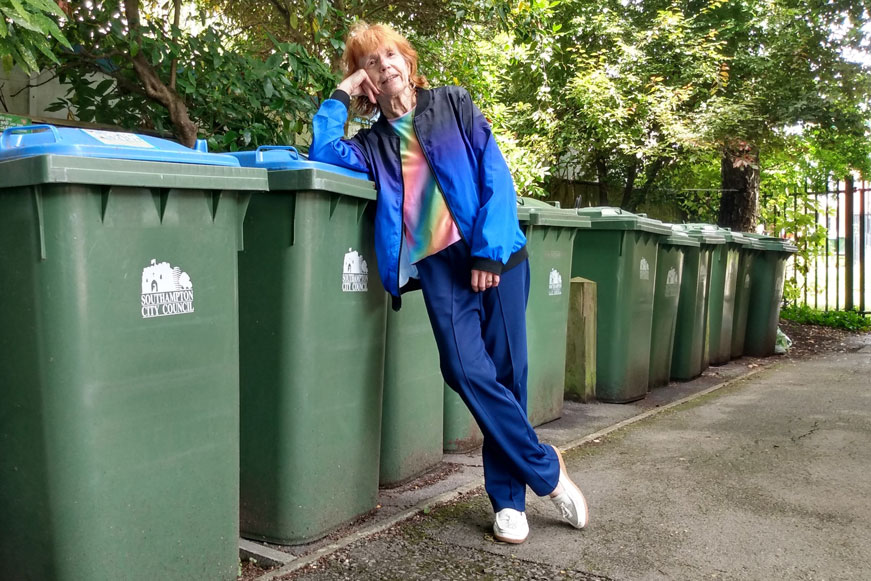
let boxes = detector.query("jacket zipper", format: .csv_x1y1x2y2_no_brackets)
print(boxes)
391,133,405,296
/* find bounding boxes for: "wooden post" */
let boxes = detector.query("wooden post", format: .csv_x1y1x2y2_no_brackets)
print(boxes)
565,277,597,402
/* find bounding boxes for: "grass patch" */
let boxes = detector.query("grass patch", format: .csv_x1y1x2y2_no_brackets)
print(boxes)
781,304,871,331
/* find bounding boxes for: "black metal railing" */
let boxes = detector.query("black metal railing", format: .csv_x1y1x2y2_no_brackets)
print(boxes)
770,178,869,314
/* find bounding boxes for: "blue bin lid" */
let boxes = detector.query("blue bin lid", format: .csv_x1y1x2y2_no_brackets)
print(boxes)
227,146,371,181
0,124,242,166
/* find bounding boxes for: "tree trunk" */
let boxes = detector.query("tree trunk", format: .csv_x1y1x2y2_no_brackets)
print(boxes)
718,140,759,232
595,156,609,205
620,159,638,210
627,157,666,214
124,0,198,147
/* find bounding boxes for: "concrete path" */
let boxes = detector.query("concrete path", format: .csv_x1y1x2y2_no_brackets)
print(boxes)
256,334,871,580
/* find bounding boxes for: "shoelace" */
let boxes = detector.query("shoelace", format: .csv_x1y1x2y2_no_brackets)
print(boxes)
553,493,575,519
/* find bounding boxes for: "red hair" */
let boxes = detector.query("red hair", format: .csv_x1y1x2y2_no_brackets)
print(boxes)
341,21,428,116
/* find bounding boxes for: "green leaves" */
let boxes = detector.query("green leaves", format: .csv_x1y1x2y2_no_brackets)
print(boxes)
45,2,336,150
0,0,71,73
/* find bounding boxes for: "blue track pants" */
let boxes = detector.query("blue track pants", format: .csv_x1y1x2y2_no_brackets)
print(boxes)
416,242,559,512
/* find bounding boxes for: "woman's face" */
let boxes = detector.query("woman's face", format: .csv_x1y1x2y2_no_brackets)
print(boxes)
359,44,411,97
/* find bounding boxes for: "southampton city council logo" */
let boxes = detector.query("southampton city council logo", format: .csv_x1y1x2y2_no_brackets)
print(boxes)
639,258,650,281
665,266,680,297
548,268,563,296
141,259,195,318
342,249,369,292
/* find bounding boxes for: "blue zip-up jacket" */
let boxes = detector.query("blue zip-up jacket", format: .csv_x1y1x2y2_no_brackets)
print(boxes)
309,86,527,304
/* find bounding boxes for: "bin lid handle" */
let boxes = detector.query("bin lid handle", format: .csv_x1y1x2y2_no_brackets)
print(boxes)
0,124,61,149
255,145,300,163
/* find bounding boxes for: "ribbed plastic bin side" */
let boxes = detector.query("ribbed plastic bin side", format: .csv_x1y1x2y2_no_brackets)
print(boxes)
572,207,671,403
0,125,266,581
649,230,698,388
233,148,387,544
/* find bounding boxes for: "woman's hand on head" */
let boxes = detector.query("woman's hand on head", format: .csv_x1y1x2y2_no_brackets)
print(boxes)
471,269,500,293
337,69,381,104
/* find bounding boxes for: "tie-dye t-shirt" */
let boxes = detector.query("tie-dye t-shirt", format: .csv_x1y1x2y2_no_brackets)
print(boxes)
389,109,461,266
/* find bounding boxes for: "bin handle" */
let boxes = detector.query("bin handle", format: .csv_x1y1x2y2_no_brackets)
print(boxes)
0,124,61,149
255,145,300,163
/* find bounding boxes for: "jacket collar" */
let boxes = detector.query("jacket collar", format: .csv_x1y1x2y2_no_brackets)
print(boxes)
372,87,431,136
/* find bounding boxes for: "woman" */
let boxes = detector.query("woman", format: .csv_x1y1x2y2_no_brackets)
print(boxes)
309,21,588,544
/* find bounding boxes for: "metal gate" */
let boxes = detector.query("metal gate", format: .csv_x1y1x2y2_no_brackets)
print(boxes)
768,177,870,314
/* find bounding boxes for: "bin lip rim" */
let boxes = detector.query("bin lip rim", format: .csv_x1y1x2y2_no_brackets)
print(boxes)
574,207,673,234
671,224,727,244
227,148,373,183
744,238,769,251
661,233,701,247
0,125,242,167
757,240,799,252
516,196,558,209
525,208,593,228
742,233,799,252
263,168,377,200
721,232,753,245
0,152,269,189
675,223,753,245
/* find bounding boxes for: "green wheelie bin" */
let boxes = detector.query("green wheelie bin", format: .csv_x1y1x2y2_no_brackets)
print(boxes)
442,385,483,452
518,199,591,425
380,290,443,487
730,236,765,358
670,224,725,380
572,207,672,403
230,147,387,544
706,227,749,365
648,228,698,389
741,234,798,357
0,125,266,581
441,197,589,446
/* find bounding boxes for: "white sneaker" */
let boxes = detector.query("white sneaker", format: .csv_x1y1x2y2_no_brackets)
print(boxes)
493,508,529,543
549,445,589,529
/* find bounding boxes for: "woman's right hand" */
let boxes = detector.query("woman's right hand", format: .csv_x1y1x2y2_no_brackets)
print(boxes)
337,69,381,104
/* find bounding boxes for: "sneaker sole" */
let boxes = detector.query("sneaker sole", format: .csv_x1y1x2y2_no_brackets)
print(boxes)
493,531,528,544
553,445,589,529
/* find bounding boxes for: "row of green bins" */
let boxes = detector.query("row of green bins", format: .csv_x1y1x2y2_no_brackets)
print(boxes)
0,125,266,580
230,147,388,544
731,236,765,358
380,290,443,487
742,234,798,356
648,228,698,389
572,208,672,403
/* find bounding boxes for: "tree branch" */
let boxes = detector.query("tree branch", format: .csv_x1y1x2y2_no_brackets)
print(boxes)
53,54,149,98
11,72,60,98
123,0,198,146
268,0,290,28
169,0,181,90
